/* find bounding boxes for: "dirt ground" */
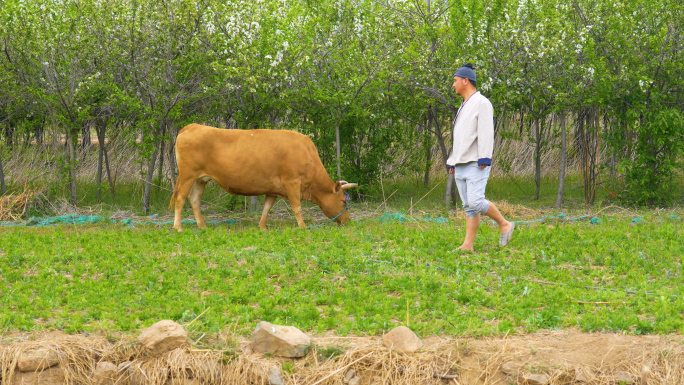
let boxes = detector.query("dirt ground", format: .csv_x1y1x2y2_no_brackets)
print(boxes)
440,329,684,384
2,328,684,384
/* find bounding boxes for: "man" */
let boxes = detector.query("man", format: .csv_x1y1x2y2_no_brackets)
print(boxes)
447,63,514,251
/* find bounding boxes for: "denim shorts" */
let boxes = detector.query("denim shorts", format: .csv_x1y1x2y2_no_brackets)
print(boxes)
453,162,490,217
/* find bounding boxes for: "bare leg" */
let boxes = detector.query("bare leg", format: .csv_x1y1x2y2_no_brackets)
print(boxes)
173,177,196,232
188,179,208,229
484,202,512,233
259,195,277,230
458,214,480,251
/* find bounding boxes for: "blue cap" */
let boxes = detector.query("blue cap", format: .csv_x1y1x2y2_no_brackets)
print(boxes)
454,64,476,83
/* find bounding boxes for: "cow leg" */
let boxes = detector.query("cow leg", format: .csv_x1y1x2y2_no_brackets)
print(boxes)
188,179,209,229
259,195,277,230
173,176,196,232
283,184,307,229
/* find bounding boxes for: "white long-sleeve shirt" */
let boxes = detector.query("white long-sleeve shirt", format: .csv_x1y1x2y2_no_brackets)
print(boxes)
446,91,494,167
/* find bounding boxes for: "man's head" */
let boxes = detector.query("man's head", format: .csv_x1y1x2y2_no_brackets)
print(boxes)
452,63,477,96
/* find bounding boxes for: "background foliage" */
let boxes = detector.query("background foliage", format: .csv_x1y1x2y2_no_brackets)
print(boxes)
0,0,682,208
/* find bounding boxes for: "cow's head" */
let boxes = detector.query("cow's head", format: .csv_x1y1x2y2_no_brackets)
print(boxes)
320,181,357,223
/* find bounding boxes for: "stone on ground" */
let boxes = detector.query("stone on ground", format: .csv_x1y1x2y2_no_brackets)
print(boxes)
11,366,65,385
521,373,549,385
138,320,187,357
500,361,519,375
92,361,118,385
17,347,60,372
613,371,635,384
574,367,594,383
343,368,356,383
252,321,311,358
268,365,284,385
382,326,423,353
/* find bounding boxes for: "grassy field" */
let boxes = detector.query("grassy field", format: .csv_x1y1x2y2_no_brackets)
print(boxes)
1,175,683,341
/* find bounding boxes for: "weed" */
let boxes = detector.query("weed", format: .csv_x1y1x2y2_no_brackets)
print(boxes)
281,361,295,374
316,345,345,361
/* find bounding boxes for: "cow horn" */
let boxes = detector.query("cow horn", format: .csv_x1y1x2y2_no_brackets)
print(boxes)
341,183,358,190
339,180,349,185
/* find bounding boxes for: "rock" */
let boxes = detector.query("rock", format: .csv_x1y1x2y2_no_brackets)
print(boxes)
252,321,311,358
382,326,423,354
613,371,635,384
521,373,549,385
553,369,575,385
117,361,132,372
348,377,361,385
123,362,146,385
344,368,356,383
92,361,118,385
268,365,284,385
641,365,650,385
11,366,65,385
575,368,594,383
17,347,60,372
500,361,519,375
138,320,187,357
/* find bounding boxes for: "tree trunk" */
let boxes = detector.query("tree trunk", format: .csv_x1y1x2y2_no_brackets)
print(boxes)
5,120,15,148
421,108,430,186
157,139,165,185
81,124,91,151
143,145,159,214
34,118,44,145
95,118,115,200
443,107,458,207
0,141,6,195
67,130,78,206
96,131,104,201
534,118,541,200
432,105,449,166
335,120,342,181
168,135,176,190
250,196,257,211
445,173,457,207
556,113,566,208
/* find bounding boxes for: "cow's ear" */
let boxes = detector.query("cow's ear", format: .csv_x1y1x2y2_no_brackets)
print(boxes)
333,181,343,194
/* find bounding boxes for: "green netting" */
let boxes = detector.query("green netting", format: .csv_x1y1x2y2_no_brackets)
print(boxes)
26,214,103,226
512,212,590,225
1,214,236,227
378,211,450,223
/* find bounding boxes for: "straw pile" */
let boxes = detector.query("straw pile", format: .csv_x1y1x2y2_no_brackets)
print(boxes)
2,329,684,385
0,188,35,221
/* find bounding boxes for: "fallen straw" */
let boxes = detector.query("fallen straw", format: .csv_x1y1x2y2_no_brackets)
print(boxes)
310,351,373,385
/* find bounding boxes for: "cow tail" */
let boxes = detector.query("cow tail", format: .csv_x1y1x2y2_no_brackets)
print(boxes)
169,184,178,211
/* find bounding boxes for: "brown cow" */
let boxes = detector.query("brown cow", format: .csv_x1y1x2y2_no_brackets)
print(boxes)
170,124,357,231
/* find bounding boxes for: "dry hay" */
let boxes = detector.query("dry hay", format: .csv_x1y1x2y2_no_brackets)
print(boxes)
1,330,684,384
0,331,112,384
0,188,36,221
491,200,544,220
285,337,460,385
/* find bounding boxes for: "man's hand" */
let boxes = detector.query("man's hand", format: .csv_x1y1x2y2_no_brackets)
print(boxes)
448,166,455,175
479,165,487,170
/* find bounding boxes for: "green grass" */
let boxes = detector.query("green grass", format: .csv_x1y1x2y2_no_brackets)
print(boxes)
1,206,683,338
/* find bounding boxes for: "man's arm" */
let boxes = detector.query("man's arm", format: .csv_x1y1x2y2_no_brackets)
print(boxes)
477,100,494,168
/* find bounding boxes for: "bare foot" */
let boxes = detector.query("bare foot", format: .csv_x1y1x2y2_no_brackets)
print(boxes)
457,245,474,252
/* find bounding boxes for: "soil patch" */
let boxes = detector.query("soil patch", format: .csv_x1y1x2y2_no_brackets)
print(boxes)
1,329,682,384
